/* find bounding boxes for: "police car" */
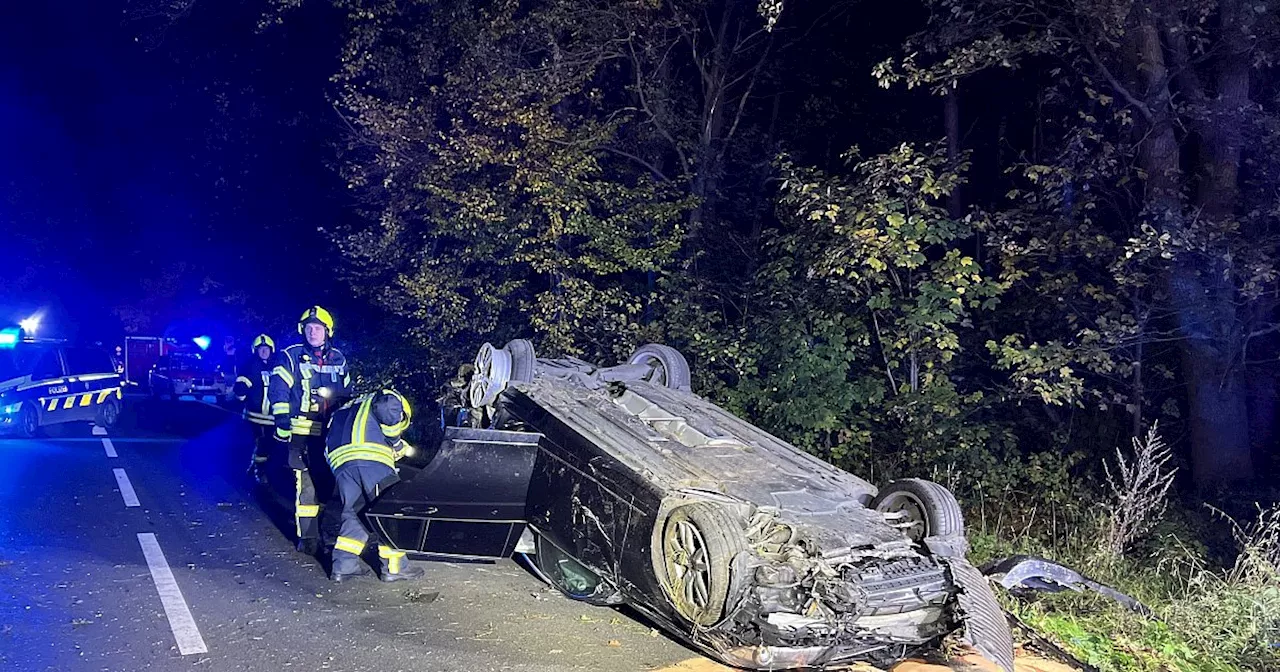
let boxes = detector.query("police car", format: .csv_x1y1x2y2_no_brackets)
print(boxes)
0,328,123,437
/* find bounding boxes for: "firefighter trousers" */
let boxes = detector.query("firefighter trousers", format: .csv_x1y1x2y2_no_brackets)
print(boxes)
248,424,273,474
287,433,333,543
330,461,409,577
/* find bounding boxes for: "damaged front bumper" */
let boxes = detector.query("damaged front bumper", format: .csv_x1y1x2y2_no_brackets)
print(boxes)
693,554,1013,671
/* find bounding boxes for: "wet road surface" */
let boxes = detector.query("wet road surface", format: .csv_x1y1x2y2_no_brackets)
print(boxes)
0,399,703,672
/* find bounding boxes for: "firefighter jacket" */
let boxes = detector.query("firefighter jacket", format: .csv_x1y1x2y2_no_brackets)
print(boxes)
268,342,352,440
234,356,274,426
324,392,411,471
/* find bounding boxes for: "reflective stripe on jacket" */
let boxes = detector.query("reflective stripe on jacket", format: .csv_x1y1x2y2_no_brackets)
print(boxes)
267,343,352,437
325,393,408,470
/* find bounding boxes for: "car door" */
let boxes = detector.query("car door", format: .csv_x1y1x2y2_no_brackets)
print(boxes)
365,426,542,561
28,348,69,418
61,347,121,420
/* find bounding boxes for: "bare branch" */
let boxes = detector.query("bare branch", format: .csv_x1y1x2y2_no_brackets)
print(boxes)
726,36,773,141
1082,39,1154,123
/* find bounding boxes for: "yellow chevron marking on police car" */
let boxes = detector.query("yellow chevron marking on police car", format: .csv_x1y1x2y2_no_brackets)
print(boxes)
62,396,75,410
97,388,114,403
44,398,57,412
79,393,91,407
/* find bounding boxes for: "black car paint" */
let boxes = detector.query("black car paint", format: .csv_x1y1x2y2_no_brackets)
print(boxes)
367,368,1013,670
367,427,541,561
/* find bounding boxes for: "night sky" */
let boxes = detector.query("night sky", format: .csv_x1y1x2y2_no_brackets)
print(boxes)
0,0,345,342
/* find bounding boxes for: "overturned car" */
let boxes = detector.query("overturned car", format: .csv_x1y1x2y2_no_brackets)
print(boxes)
368,341,1014,670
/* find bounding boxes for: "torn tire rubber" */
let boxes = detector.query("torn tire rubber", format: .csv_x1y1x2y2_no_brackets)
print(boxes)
628,344,692,392
503,339,537,383
660,502,746,626
871,478,964,541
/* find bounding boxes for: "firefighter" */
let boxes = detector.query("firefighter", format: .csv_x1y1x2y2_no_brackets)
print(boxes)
326,389,424,582
268,306,352,555
234,334,276,483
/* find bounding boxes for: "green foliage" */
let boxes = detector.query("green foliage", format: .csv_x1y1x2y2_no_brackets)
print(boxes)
969,501,1280,672
716,143,1032,487
325,0,690,364
269,0,1280,666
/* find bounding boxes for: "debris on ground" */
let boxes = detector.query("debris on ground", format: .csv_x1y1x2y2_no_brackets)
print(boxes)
982,556,1156,618
402,589,439,604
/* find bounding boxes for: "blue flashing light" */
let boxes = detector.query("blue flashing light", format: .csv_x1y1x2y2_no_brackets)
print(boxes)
193,336,212,351
0,328,18,348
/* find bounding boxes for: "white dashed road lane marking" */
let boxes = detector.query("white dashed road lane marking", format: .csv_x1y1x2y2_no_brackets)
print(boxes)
112,468,140,507
92,426,108,436
137,533,209,655
102,438,117,458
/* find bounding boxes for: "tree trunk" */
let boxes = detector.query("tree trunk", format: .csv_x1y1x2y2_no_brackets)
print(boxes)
1181,0,1256,485
1182,343,1254,486
1248,363,1277,474
1127,9,1255,485
945,84,962,218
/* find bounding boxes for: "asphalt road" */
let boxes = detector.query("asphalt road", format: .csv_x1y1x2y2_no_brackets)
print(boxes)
0,399,707,672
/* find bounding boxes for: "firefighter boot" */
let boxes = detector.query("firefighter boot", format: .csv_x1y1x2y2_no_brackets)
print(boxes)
378,547,424,582
330,535,371,582
330,563,372,583
380,563,424,583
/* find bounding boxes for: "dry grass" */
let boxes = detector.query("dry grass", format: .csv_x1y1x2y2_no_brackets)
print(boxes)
1101,422,1176,558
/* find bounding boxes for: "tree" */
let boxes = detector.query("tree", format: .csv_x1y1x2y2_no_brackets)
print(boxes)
876,0,1280,486
316,0,689,363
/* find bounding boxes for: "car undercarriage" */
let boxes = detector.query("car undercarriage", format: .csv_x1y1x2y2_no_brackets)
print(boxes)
378,339,1015,670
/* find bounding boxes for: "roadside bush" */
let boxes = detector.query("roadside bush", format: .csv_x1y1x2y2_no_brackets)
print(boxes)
970,501,1280,672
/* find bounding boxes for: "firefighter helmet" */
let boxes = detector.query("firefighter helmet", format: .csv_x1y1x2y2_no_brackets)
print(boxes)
380,389,412,434
252,334,275,351
297,306,335,336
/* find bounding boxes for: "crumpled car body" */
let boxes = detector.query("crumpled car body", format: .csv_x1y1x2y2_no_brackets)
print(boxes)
368,355,1014,670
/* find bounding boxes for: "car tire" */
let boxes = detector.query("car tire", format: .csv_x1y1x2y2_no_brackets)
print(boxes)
532,534,622,606
870,478,965,541
659,502,746,626
18,402,40,439
504,339,537,383
628,344,692,391
96,398,121,429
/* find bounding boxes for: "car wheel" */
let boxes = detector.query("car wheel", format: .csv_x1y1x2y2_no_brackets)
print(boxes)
532,535,622,606
503,339,537,383
628,344,692,391
871,478,965,541
19,402,40,438
468,342,515,407
660,502,746,626
96,398,121,429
